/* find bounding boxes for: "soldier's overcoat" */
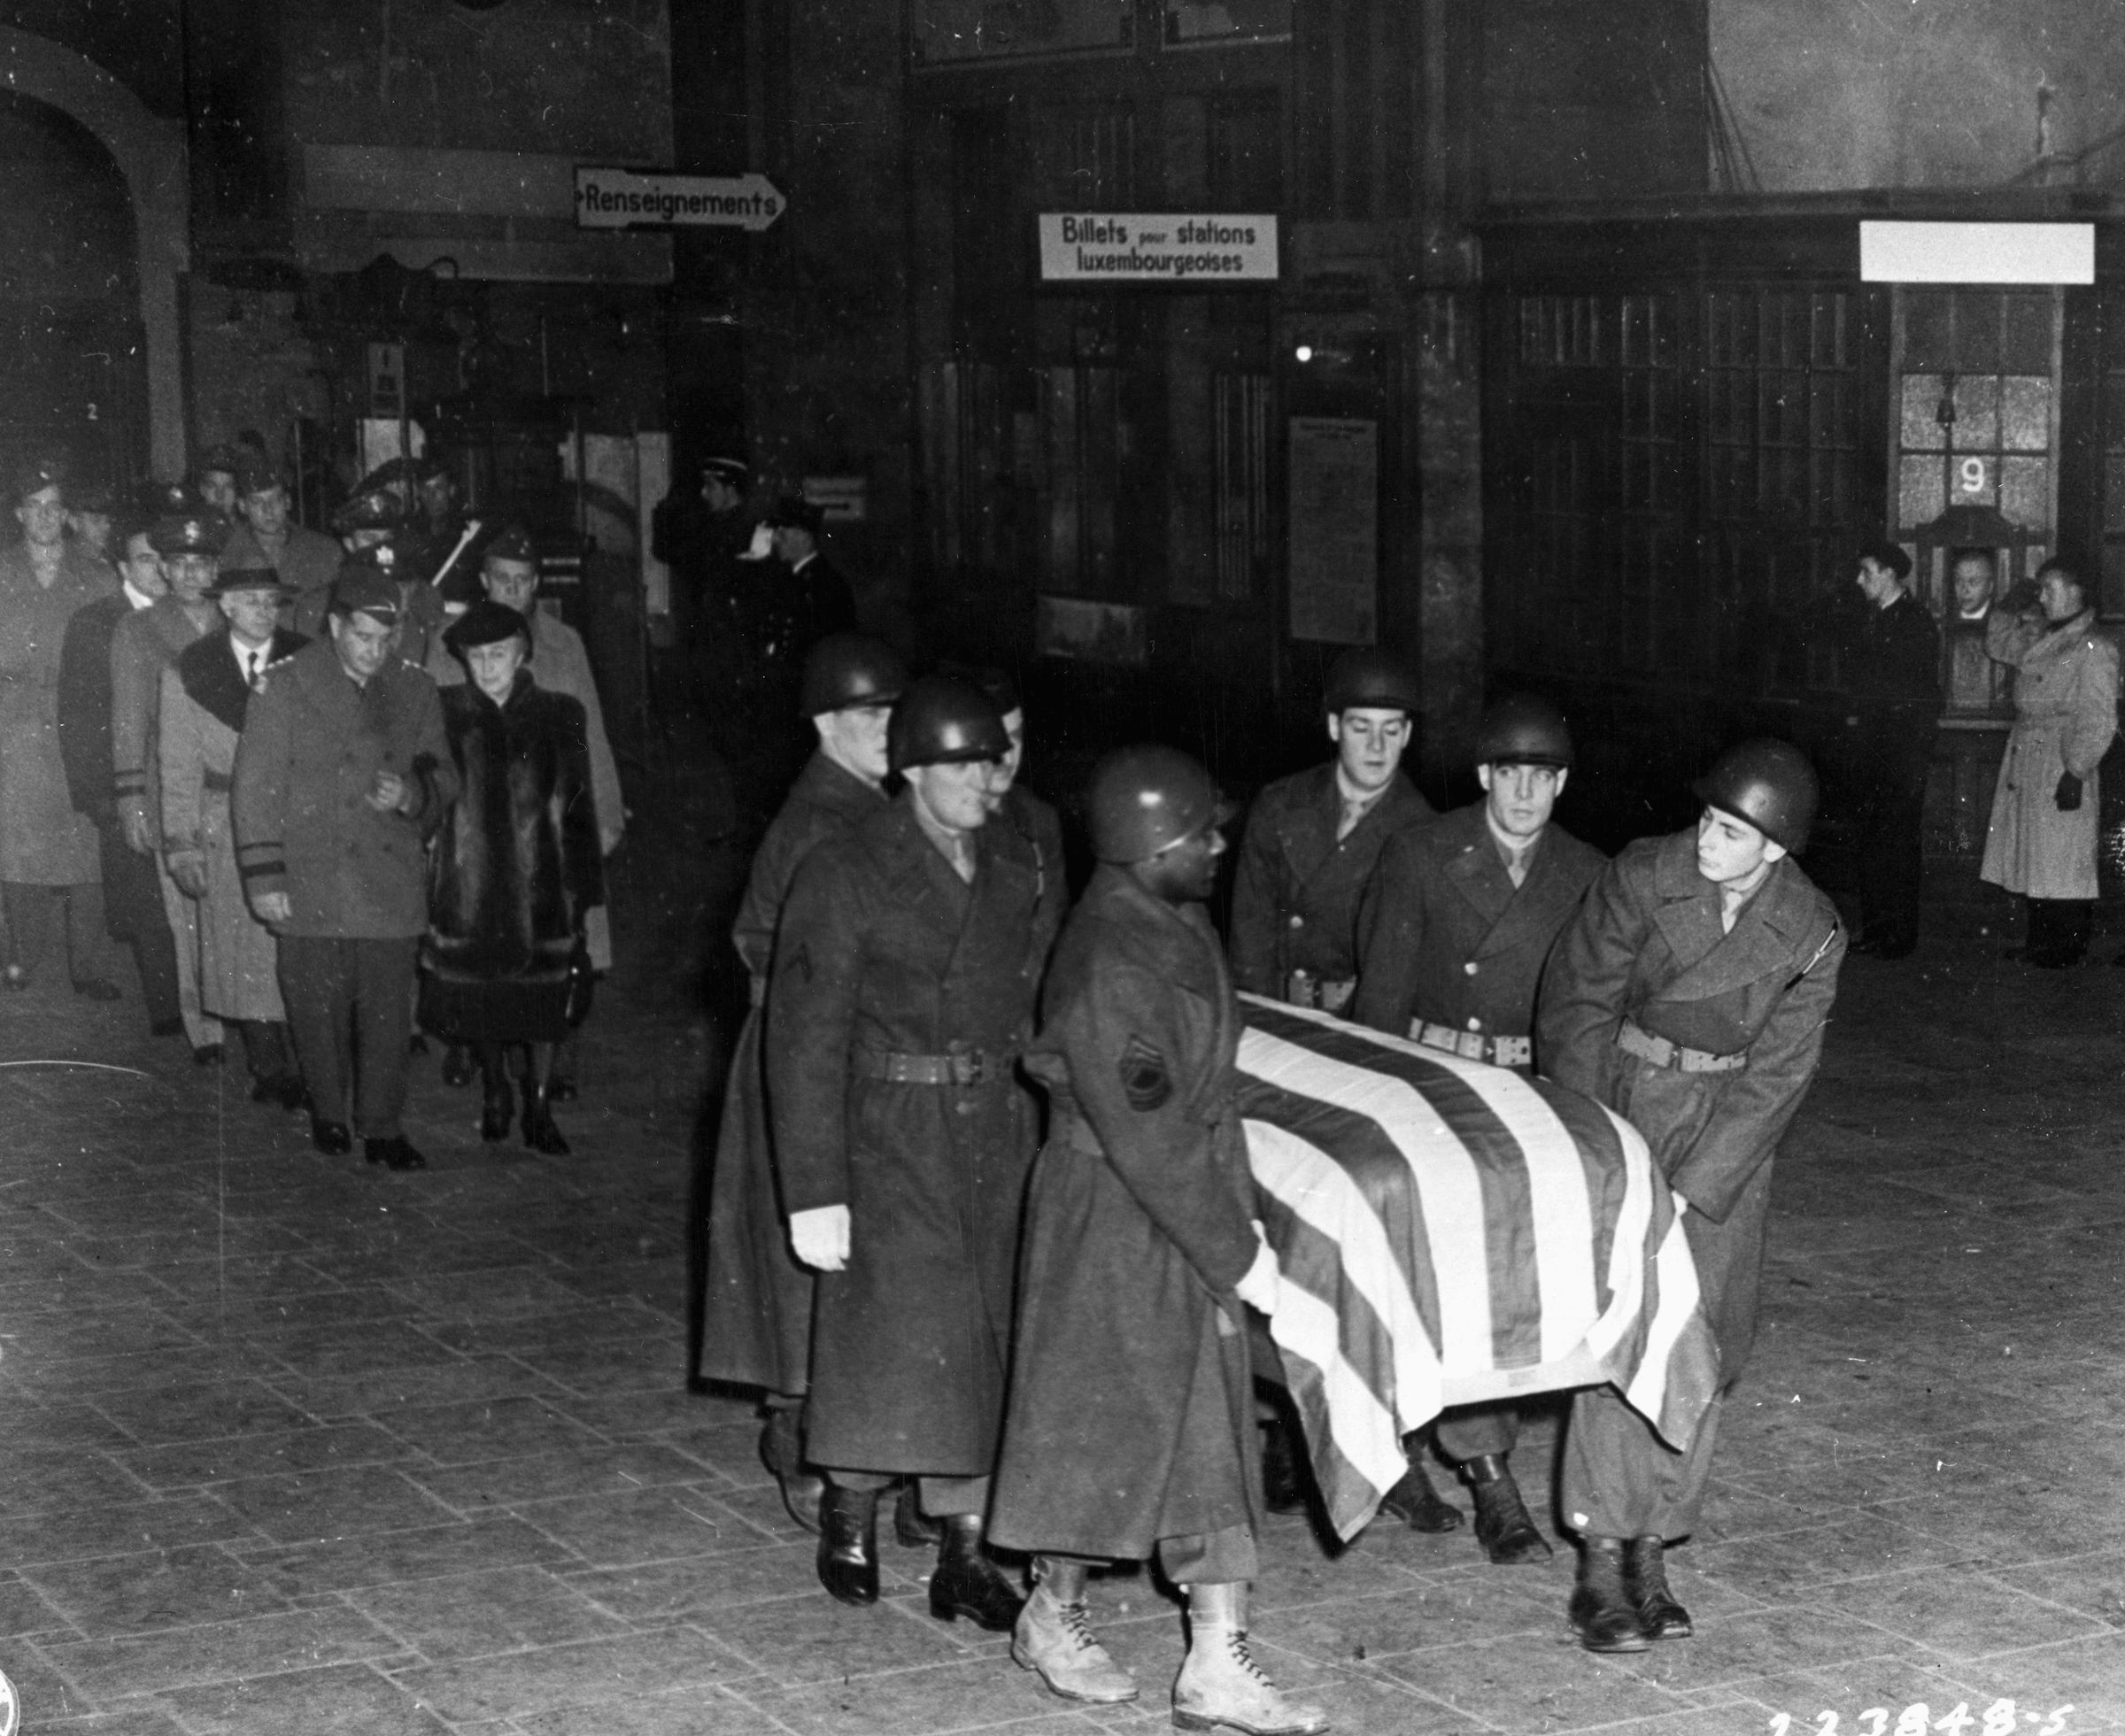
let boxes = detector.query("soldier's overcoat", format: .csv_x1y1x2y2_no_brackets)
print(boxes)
110,597,212,850
160,631,306,1022
231,639,456,938
1536,829,1844,1377
697,752,887,1395
1228,761,1433,999
992,865,1260,1561
1354,802,1604,1048
0,544,113,883
769,796,1052,1475
1979,606,2120,902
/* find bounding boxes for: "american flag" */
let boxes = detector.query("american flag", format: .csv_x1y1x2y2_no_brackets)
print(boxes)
1237,996,1721,1541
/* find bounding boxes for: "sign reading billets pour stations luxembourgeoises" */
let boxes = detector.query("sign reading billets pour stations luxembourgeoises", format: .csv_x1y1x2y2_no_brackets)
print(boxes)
1038,213,1279,283
574,167,786,231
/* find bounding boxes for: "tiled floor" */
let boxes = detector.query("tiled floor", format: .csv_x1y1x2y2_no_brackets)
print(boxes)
4,774,2125,1732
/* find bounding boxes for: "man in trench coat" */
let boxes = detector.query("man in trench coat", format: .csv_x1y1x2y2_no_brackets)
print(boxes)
0,457,121,997
1229,646,1433,1013
1536,738,1844,1654
1354,692,1605,1566
990,744,1324,1734
696,632,906,1529
772,675,1055,1632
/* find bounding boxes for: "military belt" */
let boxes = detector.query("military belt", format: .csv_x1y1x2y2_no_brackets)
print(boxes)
204,770,235,794
1284,970,1355,1014
1413,1022,1532,1070
1616,1018,1747,1075
855,1047,1018,1087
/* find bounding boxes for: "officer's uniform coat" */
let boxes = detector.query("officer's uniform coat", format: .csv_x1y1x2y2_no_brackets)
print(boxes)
160,631,305,1022
697,752,887,1396
992,865,1261,1562
1354,802,1605,1049
110,597,212,850
1536,829,1844,1375
0,544,113,883
1229,762,1433,1000
769,797,1052,1475
231,639,457,937
1980,606,2120,902
58,591,166,945
995,781,1070,946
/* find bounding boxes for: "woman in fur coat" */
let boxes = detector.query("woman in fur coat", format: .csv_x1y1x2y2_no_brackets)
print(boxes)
423,601,604,1153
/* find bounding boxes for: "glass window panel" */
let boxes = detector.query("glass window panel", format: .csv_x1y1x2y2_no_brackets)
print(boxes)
1952,291,2000,371
2000,376,2052,451
1951,374,1998,450
917,0,1132,59
1903,374,1947,451
2001,293,2054,374
1999,455,2048,529
1166,0,1292,42
1905,294,1953,371
1947,450,1998,507
2105,543,2125,620
2106,451,2125,531
1900,453,1944,527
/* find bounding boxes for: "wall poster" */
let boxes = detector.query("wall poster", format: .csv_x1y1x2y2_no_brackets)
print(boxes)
1287,416,1378,644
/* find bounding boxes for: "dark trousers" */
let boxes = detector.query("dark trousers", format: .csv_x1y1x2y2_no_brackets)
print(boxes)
1854,729,1932,952
1435,1403,1520,1462
3,881,117,986
1561,1386,1724,1542
235,1019,293,1084
99,829,181,1027
277,936,417,1138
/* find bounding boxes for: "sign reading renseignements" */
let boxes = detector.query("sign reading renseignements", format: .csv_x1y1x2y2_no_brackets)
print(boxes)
1038,213,1278,283
575,167,785,231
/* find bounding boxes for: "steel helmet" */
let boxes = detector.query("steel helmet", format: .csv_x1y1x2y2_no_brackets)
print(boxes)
887,674,1009,774
1323,646,1421,716
1693,737,1819,853
798,633,908,718
1086,744,1234,864
1473,693,1573,769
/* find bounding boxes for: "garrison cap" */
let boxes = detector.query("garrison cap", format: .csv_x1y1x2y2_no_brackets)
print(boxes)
483,522,539,566
14,454,66,501
194,444,242,481
236,454,290,498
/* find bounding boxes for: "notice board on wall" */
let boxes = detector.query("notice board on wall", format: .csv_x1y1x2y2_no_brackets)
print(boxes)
1287,416,1378,644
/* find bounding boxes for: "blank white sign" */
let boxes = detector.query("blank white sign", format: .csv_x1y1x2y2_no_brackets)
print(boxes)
1859,220,2094,285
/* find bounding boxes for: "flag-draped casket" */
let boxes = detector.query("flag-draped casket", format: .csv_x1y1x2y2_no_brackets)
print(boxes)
1237,997,1720,1541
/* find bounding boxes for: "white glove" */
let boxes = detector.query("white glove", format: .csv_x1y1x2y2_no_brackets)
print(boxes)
1233,1224,1281,1315
789,1204,851,1272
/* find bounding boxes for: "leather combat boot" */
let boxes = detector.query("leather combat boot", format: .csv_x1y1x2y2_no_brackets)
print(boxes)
1568,1536,1649,1653
1462,1454,1551,1564
1012,1556,1138,1704
1625,1535,1693,1640
1173,1581,1328,1735
815,1483,880,1606
928,1513,1025,1631
758,1408,823,1535
1377,1430,1461,1532
1259,1413,1308,1516
893,1478,944,1547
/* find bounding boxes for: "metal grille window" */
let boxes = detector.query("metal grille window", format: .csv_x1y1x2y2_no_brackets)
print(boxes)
1896,289,2057,544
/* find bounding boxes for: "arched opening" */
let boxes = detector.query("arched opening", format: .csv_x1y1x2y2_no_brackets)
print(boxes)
0,91,143,487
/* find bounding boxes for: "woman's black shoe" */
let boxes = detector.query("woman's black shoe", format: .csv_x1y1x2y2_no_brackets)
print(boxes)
310,1118,352,1156
521,1085,571,1155
928,1515,1024,1631
817,1485,880,1606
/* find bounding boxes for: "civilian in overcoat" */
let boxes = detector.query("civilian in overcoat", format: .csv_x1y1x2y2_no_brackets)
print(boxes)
990,745,1320,1732
1535,740,1843,1653
772,675,1050,1629
1229,648,1433,1008
1980,559,2120,967
57,523,182,1032
233,564,458,1169
0,461,120,992
696,634,906,1526
160,567,305,1104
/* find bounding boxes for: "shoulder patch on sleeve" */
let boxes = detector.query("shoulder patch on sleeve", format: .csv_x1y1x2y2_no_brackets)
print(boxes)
1118,1033,1171,1111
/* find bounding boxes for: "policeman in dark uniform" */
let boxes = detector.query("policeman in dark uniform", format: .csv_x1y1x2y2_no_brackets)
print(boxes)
1837,542,1940,959
1537,740,1844,1653
774,676,1052,1632
1354,693,1605,1563
1229,647,1433,1012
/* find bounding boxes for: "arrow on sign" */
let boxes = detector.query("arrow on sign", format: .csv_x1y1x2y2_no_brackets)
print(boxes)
575,168,786,232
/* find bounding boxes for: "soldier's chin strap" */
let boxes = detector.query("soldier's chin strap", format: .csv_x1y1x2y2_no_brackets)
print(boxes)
1784,919,1838,991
